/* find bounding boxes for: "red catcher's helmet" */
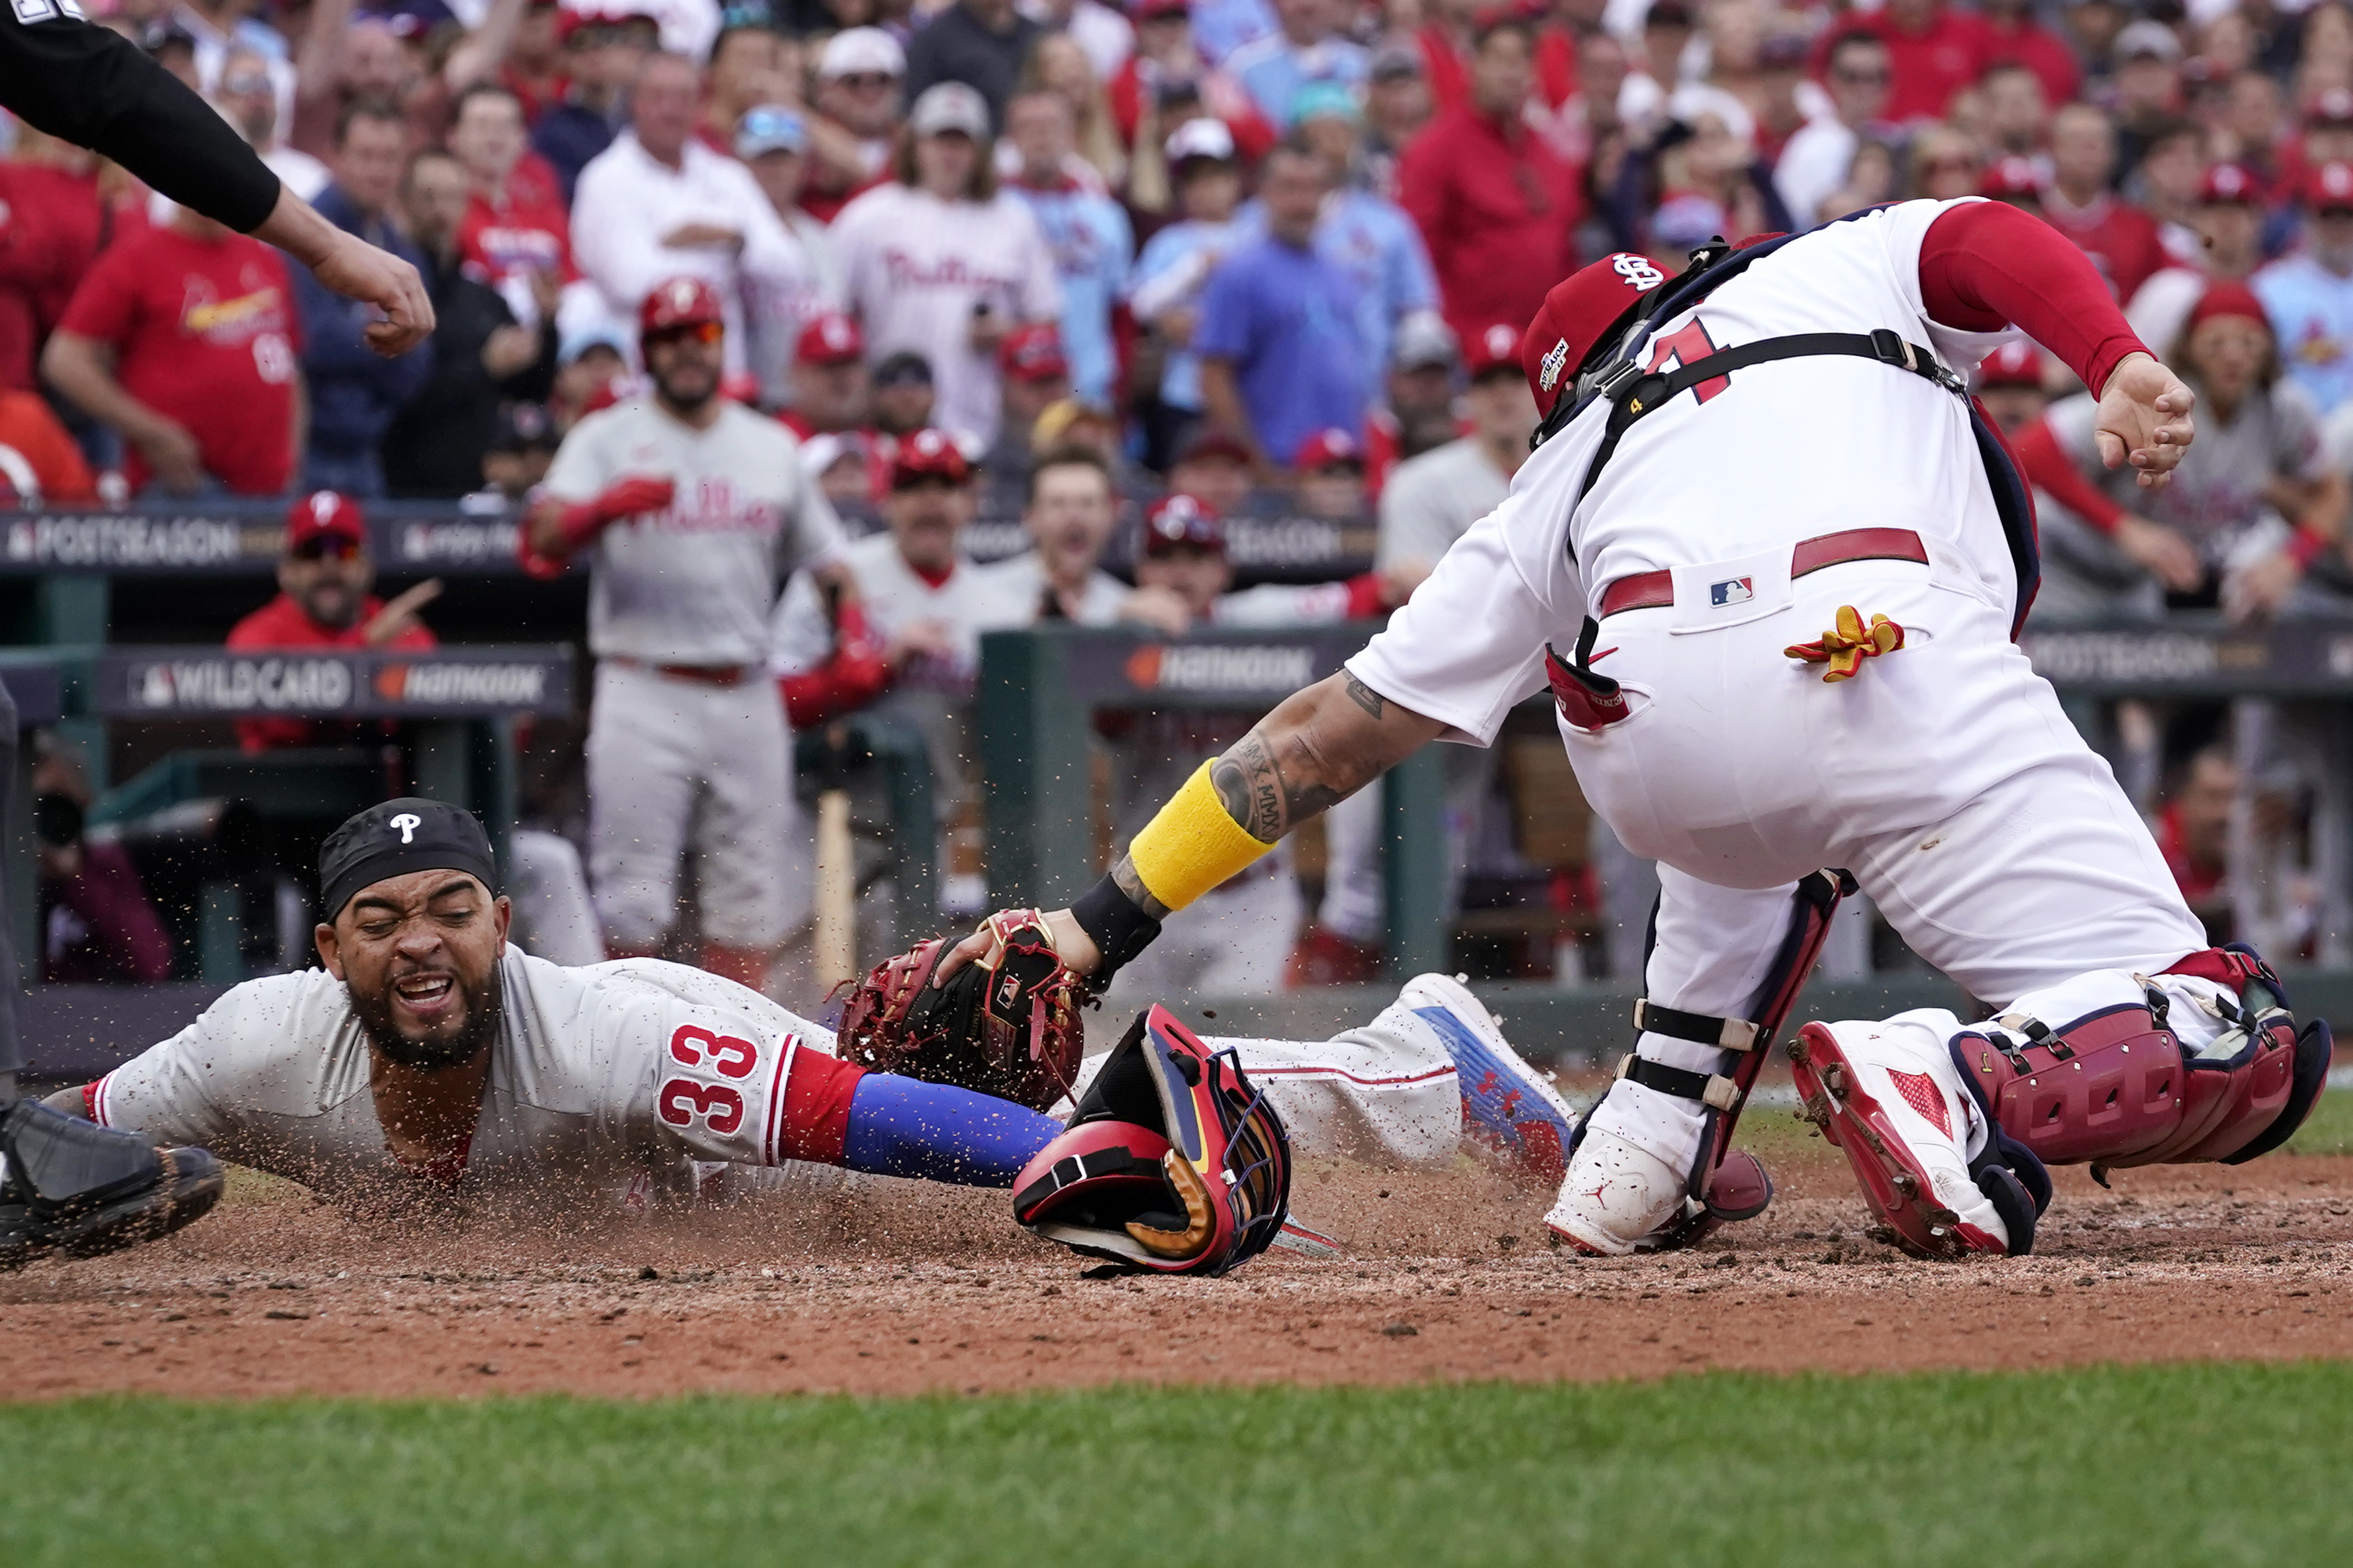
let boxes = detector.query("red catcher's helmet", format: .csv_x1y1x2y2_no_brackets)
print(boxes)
1518,252,1672,416
639,276,725,340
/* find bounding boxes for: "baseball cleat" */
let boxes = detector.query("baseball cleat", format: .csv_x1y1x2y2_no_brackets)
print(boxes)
1786,1021,2016,1260
1402,972,1576,1185
0,1099,226,1270
1543,1126,1688,1255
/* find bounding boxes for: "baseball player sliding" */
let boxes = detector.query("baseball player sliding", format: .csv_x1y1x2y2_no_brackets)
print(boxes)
40,800,1574,1270
941,197,2332,1261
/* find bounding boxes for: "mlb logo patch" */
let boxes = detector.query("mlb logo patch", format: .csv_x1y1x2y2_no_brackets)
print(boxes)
1710,577,1755,607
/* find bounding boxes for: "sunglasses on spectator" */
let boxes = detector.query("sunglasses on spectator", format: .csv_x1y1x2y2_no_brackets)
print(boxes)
223,71,271,95
646,322,724,347
291,535,362,562
838,72,895,90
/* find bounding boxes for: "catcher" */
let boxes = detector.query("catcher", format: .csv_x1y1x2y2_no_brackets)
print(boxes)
26,800,1576,1277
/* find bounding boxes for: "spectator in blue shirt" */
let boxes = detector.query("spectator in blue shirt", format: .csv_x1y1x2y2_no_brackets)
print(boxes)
1190,0,1277,65
293,103,433,498
1003,89,1134,411
1194,141,1368,471
1131,117,1250,467
2254,161,2353,419
1225,0,1370,128
1237,79,1440,391
530,13,652,206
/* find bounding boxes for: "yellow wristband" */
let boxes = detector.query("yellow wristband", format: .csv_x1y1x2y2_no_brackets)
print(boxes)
1126,760,1274,913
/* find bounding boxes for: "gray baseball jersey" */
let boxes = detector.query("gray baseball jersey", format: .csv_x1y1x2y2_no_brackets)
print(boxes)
87,950,841,1211
1375,436,1513,571
542,396,846,667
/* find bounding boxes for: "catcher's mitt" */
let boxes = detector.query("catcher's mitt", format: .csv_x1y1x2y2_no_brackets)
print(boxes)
834,909,1088,1111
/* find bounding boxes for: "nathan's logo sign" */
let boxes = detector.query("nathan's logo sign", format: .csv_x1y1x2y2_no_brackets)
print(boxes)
1124,642,1316,696
128,657,354,712
373,662,551,705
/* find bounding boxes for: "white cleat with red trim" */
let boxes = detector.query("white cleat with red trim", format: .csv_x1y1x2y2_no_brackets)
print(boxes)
1543,1126,1688,1256
1786,1017,2013,1260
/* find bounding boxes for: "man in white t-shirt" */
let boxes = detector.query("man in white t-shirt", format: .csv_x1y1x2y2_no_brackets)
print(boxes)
940,201,2334,1272
830,82,1062,444
524,277,848,996
569,52,817,385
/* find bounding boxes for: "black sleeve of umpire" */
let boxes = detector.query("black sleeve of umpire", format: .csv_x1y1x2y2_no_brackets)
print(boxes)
1,12,281,234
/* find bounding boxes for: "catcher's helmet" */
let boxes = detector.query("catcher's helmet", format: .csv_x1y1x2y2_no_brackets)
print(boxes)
640,275,725,339
1013,1006,1290,1276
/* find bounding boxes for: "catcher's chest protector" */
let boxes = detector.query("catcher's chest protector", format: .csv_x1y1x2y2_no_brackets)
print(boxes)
1952,958,2331,1170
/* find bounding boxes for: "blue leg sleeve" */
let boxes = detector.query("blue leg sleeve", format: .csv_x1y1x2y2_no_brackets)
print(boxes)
840,1074,1064,1187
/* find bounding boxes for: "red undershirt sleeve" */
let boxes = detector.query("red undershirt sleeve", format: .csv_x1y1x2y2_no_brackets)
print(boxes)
1917,202,2152,397
2009,416,2125,535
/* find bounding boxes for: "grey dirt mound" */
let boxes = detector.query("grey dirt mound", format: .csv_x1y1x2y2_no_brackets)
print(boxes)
3,1144,2350,1400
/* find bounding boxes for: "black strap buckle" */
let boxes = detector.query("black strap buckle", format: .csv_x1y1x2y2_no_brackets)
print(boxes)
1594,357,1645,402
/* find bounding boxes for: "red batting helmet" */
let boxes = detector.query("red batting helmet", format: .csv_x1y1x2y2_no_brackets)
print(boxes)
639,276,725,339
1519,252,1672,416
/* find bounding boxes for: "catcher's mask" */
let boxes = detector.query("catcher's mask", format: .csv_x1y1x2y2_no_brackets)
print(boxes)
1012,1006,1291,1276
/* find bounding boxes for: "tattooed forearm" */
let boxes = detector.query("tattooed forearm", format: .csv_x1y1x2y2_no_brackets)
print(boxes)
1110,854,1173,920
1211,725,1348,843
1344,674,1385,719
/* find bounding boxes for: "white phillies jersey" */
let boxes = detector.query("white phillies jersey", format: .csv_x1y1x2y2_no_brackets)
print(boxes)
770,530,1033,696
831,183,1063,444
542,396,846,667
87,950,841,1211
1351,199,2023,747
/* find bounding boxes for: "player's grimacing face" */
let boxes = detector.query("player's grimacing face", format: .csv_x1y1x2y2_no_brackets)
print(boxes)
318,871,512,1071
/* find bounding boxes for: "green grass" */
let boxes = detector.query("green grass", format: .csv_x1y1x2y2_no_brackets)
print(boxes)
2287,1079,2353,1156
5,1364,2352,1566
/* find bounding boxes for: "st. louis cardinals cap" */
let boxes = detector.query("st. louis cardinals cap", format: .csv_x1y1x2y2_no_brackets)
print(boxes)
319,799,500,920
1518,252,1672,416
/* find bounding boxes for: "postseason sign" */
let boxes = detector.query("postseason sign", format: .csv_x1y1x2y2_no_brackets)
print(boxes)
97,647,574,717
1052,625,1377,709
1,500,537,576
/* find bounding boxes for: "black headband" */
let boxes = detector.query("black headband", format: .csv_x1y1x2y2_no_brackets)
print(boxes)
318,798,499,920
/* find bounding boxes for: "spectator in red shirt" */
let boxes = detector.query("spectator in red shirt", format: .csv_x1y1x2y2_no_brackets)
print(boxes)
0,130,120,394
452,82,575,326
1847,0,1990,125
2043,101,2170,302
1979,0,2079,112
0,389,97,505
43,201,303,498
1398,12,1583,350
224,492,442,755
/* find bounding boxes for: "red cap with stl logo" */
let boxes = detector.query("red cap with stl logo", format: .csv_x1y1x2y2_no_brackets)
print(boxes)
1518,252,1673,416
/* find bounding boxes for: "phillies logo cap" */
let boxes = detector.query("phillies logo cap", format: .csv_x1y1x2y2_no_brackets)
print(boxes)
1518,252,1668,413
316,798,499,919
794,310,863,366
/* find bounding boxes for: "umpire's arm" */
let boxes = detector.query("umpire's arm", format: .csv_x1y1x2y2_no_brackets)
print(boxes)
1,7,431,353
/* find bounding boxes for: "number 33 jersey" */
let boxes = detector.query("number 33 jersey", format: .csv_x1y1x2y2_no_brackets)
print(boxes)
85,948,845,1211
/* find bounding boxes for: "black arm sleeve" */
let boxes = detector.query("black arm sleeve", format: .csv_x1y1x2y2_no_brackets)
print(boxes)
1,11,281,234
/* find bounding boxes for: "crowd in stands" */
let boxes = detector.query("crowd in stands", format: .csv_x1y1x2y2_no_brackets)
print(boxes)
21,0,2353,988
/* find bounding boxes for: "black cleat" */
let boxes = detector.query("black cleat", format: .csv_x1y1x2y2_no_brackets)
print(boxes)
0,1099,225,1269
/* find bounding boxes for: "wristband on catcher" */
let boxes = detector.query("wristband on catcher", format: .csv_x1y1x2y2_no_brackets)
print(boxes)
1072,874,1161,984
1125,760,1275,913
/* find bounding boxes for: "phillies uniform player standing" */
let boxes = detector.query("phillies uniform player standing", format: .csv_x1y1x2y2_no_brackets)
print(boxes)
945,197,2331,1263
526,277,850,992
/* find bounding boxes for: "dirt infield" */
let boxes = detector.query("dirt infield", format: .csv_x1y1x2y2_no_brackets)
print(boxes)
5,1136,2350,1401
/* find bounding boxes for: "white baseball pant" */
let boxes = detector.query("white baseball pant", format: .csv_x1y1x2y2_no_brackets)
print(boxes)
1063,995,1465,1167
586,661,796,950
1563,565,2208,1172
